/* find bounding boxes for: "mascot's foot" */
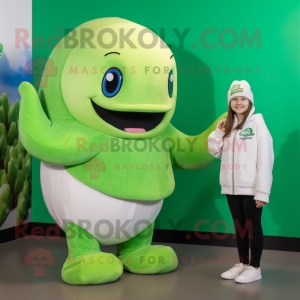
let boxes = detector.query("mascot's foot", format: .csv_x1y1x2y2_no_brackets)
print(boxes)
62,223,123,285
62,251,123,285
117,221,178,274
120,245,177,274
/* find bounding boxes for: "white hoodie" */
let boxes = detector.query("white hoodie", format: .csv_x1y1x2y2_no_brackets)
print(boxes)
208,105,274,203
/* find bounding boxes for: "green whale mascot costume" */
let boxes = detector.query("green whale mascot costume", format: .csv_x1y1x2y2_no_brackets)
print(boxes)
18,17,226,285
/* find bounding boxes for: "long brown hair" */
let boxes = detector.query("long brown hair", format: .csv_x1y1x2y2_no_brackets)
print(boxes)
223,100,254,137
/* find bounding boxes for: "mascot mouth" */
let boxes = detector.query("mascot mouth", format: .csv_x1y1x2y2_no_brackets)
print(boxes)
91,100,165,132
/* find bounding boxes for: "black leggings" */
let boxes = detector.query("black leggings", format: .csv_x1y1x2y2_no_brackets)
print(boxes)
226,194,264,268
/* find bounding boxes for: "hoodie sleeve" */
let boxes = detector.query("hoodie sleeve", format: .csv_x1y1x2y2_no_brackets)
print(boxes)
254,124,274,203
207,123,226,159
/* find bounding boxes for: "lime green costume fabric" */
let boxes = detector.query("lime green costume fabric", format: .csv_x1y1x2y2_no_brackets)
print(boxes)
65,120,224,200
117,221,177,274
18,17,227,285
62,221,177,285
62,222,123,285
19,81,225,200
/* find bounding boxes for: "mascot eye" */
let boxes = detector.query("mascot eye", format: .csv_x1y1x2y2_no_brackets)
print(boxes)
102,67,123,97
168,70,173,98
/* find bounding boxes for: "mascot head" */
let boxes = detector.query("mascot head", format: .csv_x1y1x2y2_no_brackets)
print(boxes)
40,17,177,139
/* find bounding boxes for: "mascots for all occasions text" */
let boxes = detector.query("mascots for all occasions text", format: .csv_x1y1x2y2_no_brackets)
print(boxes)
18,17,226,285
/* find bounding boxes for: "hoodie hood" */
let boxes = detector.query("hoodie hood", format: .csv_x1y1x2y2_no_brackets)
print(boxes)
233,105,263,126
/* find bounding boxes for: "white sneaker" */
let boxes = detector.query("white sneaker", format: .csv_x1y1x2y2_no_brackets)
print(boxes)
234,266,262,283
221,263,245,279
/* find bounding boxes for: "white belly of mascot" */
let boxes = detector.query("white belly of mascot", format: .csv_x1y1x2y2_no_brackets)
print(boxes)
41,161,164,245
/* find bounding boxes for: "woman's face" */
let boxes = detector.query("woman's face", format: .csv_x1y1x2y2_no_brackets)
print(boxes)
230,96,250,115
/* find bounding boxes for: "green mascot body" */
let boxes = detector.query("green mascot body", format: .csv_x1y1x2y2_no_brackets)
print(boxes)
18,17,226,285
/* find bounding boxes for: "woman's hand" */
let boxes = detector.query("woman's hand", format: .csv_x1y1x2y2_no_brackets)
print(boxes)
218,120,226,132
255,200,267,208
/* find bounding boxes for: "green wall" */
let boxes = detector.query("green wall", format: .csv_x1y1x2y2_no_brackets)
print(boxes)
32,0,300,238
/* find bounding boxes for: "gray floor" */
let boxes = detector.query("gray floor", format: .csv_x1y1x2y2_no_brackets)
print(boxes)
0,236,299,300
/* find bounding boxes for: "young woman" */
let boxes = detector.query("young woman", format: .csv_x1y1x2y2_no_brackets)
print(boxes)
208,80,274,284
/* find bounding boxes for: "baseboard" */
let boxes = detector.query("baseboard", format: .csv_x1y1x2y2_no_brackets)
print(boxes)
1,222,299,252
0,222,31,244
152,228,300,252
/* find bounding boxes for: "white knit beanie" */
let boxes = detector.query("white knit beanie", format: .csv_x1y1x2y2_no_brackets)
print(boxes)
227,80,254,104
